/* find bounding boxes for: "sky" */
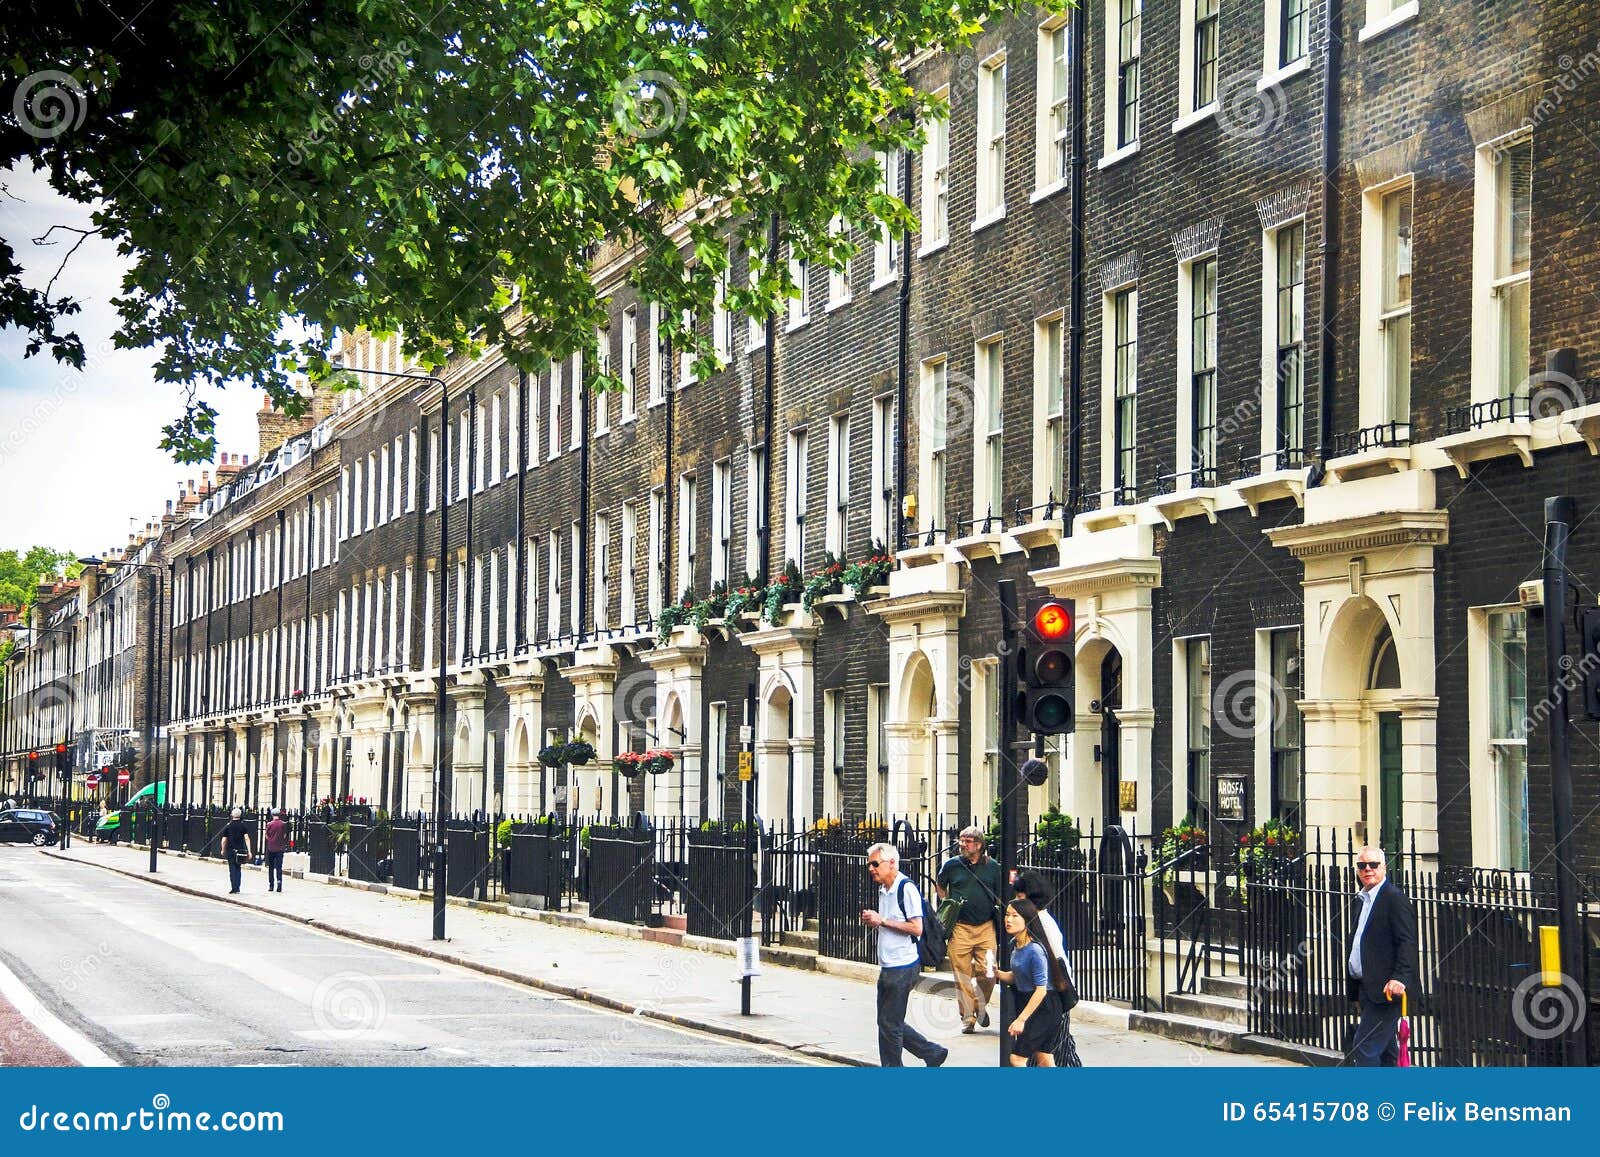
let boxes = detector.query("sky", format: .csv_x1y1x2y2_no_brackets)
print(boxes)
0,163,264,559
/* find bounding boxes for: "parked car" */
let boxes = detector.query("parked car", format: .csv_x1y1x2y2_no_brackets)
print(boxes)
0,808,59,846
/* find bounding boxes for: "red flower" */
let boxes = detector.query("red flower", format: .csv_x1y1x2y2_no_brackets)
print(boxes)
1240,834,1250,844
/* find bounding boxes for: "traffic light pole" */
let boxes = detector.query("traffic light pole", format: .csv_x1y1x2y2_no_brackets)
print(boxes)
1540,496,1586,1067
996,579,1020,1069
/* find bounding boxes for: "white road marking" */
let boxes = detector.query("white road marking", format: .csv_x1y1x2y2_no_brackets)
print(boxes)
0,954,119,1067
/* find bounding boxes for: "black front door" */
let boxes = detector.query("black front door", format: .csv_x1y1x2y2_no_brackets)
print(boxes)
1100,648,1123,830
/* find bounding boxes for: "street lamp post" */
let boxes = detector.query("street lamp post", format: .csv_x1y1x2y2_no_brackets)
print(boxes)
327,361,452,940
80,557,165,874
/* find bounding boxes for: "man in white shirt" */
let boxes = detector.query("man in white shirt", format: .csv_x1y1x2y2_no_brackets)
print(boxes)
860,842,948,1067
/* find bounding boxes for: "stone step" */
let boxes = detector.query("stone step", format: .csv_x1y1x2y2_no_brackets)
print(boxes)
1168,990,1251,1028
1128,1009,1250,1053
662,913,688,932
758,943,817,971
780,929,819,951
1200,973,1251,1001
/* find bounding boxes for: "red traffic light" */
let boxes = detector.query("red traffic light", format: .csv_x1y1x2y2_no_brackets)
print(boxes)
1033,602,1072,640
54,742,67,754
28,750,38,761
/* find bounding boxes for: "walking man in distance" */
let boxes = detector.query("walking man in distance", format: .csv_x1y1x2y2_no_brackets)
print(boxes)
219,807,255,895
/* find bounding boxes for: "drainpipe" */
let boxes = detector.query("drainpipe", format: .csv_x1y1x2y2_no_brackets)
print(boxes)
1314,0,1345,472
1066,1,1087,527
896,143,912,553
761,213,778,586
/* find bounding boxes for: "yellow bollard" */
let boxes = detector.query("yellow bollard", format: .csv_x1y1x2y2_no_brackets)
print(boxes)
1540,924,1562,986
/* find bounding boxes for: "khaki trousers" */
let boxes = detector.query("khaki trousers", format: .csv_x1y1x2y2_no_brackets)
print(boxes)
949,919,998,1023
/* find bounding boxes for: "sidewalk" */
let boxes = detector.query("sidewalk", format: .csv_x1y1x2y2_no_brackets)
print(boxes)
45,842,1290,1068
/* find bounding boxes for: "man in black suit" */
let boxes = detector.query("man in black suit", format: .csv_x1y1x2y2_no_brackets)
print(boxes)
1345,845,1419,1066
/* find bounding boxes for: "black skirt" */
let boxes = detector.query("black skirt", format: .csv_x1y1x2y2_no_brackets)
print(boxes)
1008,989,1066,1058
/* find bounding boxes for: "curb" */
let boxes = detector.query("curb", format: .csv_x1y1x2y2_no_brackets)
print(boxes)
45,849,865,1067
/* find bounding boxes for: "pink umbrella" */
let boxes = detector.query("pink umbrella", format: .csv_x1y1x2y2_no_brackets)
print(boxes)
1395,992,1412,1067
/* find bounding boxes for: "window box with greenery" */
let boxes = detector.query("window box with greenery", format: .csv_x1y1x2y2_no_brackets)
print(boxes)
842,542,896,600
1154,817,1208,887
1234,818,1298,900
761,561,804,623
654,589,697,645
801,554,846,611
722,576,764,625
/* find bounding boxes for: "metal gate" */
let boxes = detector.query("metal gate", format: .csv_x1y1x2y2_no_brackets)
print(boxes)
588,824,654,925
391,816,422,890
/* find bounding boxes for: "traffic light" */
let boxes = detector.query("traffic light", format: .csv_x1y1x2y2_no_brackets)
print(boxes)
1580,607,1600,720
54,742,70,771
1016,596,1076,735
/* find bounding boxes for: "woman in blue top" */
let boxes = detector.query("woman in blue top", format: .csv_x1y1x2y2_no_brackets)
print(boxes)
993,897,1067,1066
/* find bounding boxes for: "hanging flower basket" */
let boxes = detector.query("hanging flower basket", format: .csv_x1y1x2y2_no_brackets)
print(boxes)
645,749,676,776
538,744,567,768
614,752,645,778
563,740,596,767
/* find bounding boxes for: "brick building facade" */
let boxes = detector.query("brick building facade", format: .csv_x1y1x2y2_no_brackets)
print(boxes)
5,1,1599,875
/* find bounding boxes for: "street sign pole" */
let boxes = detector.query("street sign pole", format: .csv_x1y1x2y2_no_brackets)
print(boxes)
996,579,1020,1069
741,682,757,1016
1540,496,1587,1067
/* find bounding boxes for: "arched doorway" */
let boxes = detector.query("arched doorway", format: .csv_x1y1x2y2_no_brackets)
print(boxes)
1366,623,1404,858
888,652,938,819
758,682,795,827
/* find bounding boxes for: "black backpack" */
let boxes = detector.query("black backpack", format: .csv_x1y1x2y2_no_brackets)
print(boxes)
896,878,948,970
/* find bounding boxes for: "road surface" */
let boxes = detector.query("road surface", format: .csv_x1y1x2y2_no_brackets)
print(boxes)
0,846,808,1066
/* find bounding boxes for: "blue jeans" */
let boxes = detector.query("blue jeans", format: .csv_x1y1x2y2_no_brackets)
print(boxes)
266,851,284,889
1347,994,1402,1066
877,962,944,1067
227,853,244,893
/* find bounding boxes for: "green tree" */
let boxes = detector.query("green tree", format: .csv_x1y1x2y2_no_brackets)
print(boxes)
0,546,78,610
2,1,1051,461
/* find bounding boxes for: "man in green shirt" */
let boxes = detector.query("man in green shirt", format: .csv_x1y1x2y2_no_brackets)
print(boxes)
936,824,1003,1032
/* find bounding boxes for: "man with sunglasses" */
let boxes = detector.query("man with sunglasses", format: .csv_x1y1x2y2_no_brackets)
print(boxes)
937,825,1002,1033
1344,845,1418,1066
861,842,948,1067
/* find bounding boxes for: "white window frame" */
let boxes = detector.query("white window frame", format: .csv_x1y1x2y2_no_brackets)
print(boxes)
872,150,902,289
548,359,563,460
919,358,948,540
713,267,733,359
976,51,1008,225
1035,24,1070,193
1264,0,1312,80
620,501,638,628
621,306,638,421
747,250,767,350
1101,284,1139,504
825,414,850,560
1176,252,1219,490
569,520,581,636
648,302,665,404
1176,0,1220,126
594,325,611,435
526,371,541,467
1102,0,1142,164
473,402,487,493
678,473,698,598
746,446,767,576
1260,219,1307,471
547,531,561,641
711,459,732,589
827,216,852,310
785,428,809,570
647,488,665,616
1469,606,1530,871
593,513,610,631
1358,0,1420,44
1032,313,1066,511
1472,131,1533,407
1359,178,1414,431
870,394,895,550
920,92,951,252
787,244,811,331
569,350,584,450
973,336,1004,525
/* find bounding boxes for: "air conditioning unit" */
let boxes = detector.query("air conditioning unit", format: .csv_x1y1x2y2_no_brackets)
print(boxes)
1517,581,1543,608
